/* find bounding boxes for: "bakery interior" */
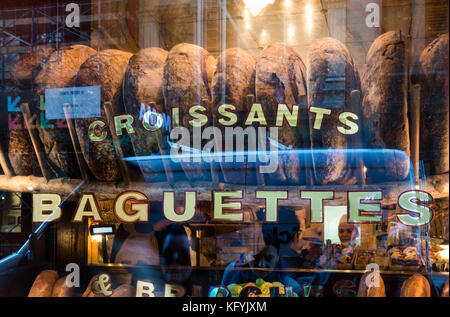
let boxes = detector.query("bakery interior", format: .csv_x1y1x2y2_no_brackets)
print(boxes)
0,0,448,297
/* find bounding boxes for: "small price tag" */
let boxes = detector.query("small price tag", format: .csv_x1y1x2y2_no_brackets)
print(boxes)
45,86,101,119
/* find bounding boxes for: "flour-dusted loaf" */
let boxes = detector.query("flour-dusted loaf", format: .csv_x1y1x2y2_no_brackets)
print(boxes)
307,37,361,185
256,42,308,185
412,34,449,175
33,45,96,179
400,273,431,297
51,276,76,297
361,31,410,181
123,47,169,182
10,46,55,90
74,49,133,181
212,47,256,184
28,270,59,297
357,271,386,297
163,43,216,181
164,43,215,128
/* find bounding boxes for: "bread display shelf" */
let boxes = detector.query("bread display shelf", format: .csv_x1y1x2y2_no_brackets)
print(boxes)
88,263,449,277
0,172,447,205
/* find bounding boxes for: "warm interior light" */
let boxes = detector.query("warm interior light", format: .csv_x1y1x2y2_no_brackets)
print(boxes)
91,235,102,243
285,0,292,8
243,0,274,16
438,245,449,262
305,3,313,32
244,9,251,29
288,25,295,39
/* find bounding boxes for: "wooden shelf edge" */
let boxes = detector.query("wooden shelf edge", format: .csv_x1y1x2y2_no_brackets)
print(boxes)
0,173,448,205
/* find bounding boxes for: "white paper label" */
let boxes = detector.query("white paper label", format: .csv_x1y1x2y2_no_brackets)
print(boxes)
45,86,101,119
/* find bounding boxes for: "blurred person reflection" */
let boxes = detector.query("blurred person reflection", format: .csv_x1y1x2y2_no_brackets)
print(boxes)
338,215,359,248
221,213,301,296
133,223,194,297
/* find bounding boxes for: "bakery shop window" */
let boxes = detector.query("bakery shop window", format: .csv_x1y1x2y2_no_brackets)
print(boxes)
0,0,448,298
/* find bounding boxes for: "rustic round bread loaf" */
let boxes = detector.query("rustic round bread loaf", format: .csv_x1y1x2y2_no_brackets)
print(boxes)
163,43,215,128
123,47,169,182
361,31,410,181
257,42,308,185
32,45,96,179
28,269,59,297
357,271,386,297
74,49,133,181
51,276,76,297
412,34,449,175
163,43,216,181
307,37,361,185
400,273,431,297
10,46,55,89
212,47,256,184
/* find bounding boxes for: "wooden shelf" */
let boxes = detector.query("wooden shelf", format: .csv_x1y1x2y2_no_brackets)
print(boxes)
0,173,447,206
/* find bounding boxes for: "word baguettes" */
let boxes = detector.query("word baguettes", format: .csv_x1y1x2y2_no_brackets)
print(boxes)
33,189,432,227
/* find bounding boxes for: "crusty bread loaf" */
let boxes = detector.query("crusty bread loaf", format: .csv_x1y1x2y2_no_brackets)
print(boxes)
256,42,308,185
28,270,59,297
163,43,215,128
163,43,216,181
111,284,136,297
212,47,256,184
74,49,133,181
10,46,55,89
123,48,169,182
307,37,360,184
412,34,449,175
32,45,96,179
400,273,431,297
361,31,410,181
51,276,76,297
357,271,386,297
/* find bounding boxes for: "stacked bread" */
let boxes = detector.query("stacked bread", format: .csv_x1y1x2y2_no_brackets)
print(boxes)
33,45,96,179
74,49,133,181
212,47,256,184
361,31,410,181
5,47,55,176
412,34,449,176
307,37,361,185
256,42,308,185
163,43,216,182
4,33,448,186
28,270,75,297
123,47,169,182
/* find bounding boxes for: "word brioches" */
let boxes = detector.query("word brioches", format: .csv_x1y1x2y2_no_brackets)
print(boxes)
33,190,433,227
